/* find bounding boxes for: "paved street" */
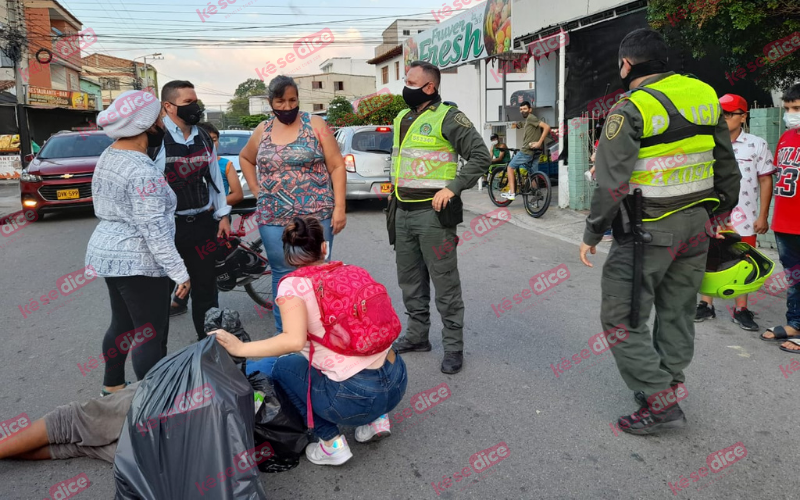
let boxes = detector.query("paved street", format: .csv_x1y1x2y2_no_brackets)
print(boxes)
0,189,798,499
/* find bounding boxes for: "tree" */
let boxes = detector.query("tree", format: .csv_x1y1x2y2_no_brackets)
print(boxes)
197,99,205,110
235,78,267,98
356,94,407,126
240,114,269,129
326,96,355,127
648,0,800,90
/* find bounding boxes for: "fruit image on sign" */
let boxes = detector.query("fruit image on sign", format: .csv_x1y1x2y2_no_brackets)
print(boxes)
404,38,418,74
484,0,511,56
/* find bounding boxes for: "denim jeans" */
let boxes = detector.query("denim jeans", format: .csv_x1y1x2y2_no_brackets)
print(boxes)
508,151,540,172
258,218,333,332
271,352,408,441
775,232,800,330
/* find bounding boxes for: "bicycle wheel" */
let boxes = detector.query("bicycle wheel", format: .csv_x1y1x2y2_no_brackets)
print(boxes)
523,171,552,218
488,167,512,207
242,237,274,309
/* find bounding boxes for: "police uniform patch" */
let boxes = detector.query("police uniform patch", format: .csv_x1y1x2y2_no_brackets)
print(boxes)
420,123,432,135
454,112,473,128
605,114,625,140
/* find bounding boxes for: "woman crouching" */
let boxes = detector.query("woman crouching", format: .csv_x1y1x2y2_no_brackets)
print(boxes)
214,216,407,466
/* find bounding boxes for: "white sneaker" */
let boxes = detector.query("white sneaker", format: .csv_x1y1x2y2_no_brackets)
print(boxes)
501,192,516,200
305,435,353,466
355,414,391,443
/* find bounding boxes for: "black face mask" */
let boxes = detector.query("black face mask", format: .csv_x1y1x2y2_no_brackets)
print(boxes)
146,125,166,148
620,60,669,91
171,101,203,126
273,107,300,125
403,84,438,109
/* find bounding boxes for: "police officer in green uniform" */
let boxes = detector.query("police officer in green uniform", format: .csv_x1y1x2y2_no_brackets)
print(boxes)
578,29,741,434
390,60,491,374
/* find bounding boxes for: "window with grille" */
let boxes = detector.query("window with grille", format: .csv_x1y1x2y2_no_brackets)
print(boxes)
313,103,324,111
334,81,344,91
381,66,389,85
312,81,322,89
101,78,120,90
402,30,410,35
395,62,400,80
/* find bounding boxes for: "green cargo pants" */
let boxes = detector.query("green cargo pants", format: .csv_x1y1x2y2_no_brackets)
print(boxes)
395,206,464,352
601,205,709,397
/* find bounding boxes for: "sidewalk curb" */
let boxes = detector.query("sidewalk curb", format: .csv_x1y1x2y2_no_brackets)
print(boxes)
460,189,611,255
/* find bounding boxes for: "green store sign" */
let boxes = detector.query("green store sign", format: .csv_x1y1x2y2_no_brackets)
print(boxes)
403,0,513,71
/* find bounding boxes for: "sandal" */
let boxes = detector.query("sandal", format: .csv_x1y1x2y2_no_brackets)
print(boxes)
779,339,800,354
760,326,797,342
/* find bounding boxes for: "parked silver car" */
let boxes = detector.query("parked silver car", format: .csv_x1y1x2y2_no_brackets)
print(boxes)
218,130,254,200
334,125,393,200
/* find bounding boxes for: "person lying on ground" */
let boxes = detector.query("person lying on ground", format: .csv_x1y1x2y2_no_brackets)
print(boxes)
0,383,139,463
214,215,408,467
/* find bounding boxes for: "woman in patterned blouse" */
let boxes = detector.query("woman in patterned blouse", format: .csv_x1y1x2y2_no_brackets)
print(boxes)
239,76,346,333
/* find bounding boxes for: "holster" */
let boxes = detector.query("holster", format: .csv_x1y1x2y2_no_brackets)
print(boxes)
384,196,397,248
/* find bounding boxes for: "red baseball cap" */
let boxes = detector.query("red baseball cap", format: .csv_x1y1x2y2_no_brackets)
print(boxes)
720,94,748,113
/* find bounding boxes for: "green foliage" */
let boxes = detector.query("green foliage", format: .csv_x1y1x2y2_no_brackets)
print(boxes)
358,94,407,125
240,114,269,129
327,94,408,128
227,96,250,121
234,78,268,98
648,0,800,90
325,96,355,127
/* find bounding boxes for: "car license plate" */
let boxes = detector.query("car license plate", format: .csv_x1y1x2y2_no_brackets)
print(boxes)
57,188,80,200
380,183,391,193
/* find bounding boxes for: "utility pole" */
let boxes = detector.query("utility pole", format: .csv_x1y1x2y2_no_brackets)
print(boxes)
9,0,32,166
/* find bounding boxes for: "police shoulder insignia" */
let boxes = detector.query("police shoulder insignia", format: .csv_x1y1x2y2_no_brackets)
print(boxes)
454,112,473,128
605,114,625,140
420,123,432,135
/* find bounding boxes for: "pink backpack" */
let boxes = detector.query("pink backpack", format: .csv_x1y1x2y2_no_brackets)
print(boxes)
279,261,401,427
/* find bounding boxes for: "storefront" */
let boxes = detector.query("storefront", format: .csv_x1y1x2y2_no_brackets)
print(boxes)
26,86,99,146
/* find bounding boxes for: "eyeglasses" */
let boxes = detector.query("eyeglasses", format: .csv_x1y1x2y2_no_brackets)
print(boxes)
723,111,746,118
402,77,433,89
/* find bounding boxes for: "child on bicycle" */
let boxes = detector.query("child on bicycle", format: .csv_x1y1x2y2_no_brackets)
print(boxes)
502,102,550,200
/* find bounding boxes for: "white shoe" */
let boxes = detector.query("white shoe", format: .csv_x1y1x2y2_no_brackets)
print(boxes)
355,414,391,443
501,192,516,200
305,435,353,466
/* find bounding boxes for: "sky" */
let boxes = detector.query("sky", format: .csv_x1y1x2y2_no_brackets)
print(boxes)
54,0,448,110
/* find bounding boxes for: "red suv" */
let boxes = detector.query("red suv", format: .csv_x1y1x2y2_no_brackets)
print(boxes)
20,131,114,219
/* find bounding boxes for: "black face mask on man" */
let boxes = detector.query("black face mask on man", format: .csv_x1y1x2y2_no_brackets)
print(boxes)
273,107,300,125
620,59,669,91
171,101,204,126
403,83,438,108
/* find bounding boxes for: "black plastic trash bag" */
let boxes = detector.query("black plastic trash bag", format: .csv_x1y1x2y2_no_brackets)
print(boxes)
248,371,309,473
113,336,268,500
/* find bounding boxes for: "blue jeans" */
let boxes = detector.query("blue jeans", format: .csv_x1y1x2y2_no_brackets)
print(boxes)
508,151,540,172
271,352,408,441
246,357,277,377
258,218,333,332
775,232,800,330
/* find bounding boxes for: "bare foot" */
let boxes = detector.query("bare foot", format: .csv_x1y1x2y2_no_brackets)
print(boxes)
780,340,800,351
761,325,800,340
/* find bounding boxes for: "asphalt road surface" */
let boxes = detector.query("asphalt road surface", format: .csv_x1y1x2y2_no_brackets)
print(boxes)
0,198,797,499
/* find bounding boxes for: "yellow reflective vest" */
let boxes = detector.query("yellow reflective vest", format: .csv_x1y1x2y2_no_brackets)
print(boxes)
392,104,458,202
624,74,720,221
